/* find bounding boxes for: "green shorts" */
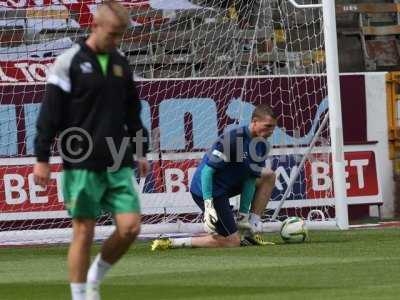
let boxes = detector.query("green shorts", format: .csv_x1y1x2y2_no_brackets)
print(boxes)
62,167,140,219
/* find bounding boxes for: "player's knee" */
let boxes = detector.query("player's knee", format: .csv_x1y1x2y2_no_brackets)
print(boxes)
73,233,94,247
115,213,141,241
72,222,95,245
118,223,141,241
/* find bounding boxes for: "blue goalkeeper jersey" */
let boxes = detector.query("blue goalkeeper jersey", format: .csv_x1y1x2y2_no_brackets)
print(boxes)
190,126,271,198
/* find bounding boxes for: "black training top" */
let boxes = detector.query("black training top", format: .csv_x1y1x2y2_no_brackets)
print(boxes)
34,39,148,170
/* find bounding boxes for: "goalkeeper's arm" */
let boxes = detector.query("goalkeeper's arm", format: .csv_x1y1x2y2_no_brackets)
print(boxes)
239,176,256,215
201,165,218,229
201,164,215,200
236,176,257,231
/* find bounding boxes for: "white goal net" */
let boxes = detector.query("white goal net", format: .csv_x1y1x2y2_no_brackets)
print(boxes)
0,0,347,245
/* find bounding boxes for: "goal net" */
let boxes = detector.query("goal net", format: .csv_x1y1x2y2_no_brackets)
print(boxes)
0,0,347,245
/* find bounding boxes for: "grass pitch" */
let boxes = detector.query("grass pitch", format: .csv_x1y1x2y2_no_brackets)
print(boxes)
0,227,399,300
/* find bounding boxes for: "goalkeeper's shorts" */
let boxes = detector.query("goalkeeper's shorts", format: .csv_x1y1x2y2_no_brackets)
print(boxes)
62,167,140,219
191,193,237,237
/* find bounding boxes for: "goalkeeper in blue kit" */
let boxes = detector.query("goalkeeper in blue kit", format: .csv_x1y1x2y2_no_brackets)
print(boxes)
152,104,276,250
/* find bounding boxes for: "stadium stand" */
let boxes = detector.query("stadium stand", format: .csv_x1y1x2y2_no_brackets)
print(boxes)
1,1,400,77
336,0,400,71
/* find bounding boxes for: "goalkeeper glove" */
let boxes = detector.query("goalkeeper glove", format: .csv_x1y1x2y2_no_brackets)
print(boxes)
204,198,218,231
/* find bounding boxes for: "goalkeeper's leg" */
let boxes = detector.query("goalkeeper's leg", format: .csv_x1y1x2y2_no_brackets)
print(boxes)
151,231,241,250
151,194,240,250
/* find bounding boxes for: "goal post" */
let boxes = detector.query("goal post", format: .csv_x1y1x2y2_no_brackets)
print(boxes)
321,0,349,230
265,0,349,229
0,0,350,245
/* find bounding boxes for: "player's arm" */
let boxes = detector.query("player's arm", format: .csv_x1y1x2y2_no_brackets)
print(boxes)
34,85,67,162
201,164,216,200
236,176,257,232
202,132,235,199
126,74,150,176
238,141,269,226
201,164,218,230
202,137,231,200
201,135,232,229
239,176,256,215
200,134,235,229
34,56,70,187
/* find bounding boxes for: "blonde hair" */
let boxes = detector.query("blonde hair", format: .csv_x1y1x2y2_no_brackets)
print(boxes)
95,0,130,29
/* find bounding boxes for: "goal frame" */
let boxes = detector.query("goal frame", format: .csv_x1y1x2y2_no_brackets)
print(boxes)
0,0,350,245
269,0,349,230
320,0,349,230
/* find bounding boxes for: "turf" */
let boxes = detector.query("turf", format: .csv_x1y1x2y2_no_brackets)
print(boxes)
0,227,399,300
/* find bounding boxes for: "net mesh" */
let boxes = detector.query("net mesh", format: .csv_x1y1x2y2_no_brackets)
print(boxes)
0,0,337,244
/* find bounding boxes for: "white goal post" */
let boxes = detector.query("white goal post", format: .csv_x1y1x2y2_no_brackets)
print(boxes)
320,0,349,230
267,0,349,229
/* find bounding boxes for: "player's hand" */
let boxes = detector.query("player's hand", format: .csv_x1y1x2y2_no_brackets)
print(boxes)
204,199,218,231
33,162,51,188
137,158,150,177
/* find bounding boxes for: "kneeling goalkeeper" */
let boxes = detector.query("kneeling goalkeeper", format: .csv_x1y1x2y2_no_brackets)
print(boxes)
152,104,276,250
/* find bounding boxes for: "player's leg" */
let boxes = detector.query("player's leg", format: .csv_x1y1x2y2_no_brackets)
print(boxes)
87,167,140,297
68,219,96,300
190,231,240,248
86,213,140,300
152,228,241,249
152,193,240,249
192,193,240,247
62,169,105,300
100,213,141,263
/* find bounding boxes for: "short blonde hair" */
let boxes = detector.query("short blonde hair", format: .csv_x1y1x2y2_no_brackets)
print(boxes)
96,0,130,29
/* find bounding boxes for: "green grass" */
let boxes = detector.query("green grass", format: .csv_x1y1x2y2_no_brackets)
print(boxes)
0,228,399,300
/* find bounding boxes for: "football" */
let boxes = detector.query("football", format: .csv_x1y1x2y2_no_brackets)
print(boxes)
280,217,308,243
